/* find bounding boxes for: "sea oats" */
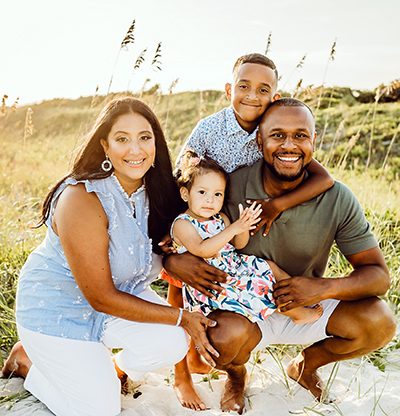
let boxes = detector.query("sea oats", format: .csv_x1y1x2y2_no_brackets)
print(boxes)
264,32,272,56
126,48,147,94
107,18,136,96
0,94,8,116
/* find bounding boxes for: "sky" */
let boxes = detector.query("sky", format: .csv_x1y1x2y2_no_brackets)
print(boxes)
1,0,399,106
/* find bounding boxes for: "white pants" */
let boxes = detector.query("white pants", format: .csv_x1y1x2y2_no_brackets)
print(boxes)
18,287,189,416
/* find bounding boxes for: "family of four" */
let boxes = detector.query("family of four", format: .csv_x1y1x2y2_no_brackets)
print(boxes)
2,53,396,415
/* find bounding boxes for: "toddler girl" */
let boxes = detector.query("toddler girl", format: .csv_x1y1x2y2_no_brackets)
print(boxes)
172,151,323,325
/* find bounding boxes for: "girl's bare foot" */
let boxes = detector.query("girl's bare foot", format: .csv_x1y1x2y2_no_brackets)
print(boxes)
112,357,131,394
187,353,214,374
284,303,324,325
1,342,32,379
187,338,225,375
174,359,206,411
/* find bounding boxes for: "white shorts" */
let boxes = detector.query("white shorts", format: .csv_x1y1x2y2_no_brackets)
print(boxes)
255,299,340,350
18,287,189,416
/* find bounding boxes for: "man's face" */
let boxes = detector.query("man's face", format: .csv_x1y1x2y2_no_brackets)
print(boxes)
225,63,279,132
257,105,316,182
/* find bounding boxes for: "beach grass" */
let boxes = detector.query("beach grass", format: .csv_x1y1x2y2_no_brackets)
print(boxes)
0,89,399,414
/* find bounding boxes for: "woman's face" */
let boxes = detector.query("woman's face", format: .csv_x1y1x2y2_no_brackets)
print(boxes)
101,112,156,195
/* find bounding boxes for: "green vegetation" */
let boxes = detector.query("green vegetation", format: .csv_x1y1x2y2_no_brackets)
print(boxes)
0,87,399,371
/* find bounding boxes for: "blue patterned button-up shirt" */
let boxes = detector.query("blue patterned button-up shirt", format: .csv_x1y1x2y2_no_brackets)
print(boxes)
176,106,263,173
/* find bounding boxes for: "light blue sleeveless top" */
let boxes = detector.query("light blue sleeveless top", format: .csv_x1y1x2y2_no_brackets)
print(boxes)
15,174,163,342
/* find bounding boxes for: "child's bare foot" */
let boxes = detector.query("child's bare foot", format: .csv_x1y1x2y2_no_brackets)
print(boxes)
220,370,248,414
187,352,224,375
286,352,332,403
288,303,324,325
187,351,213,375
187,338,225,375
112,357,131,394
174,365,206,411
1,342,32,379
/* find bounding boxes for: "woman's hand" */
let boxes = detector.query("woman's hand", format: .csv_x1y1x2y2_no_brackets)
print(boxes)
180,310,219,367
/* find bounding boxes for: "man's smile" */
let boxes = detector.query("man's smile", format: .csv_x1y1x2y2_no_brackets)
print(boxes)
277,155,302,162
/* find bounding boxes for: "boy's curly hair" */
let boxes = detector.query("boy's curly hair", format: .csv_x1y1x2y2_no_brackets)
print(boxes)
175,150,230,194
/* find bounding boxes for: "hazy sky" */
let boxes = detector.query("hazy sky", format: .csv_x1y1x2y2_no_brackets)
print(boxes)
2,0,399,105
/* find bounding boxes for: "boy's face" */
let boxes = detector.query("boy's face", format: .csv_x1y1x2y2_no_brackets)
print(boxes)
225,63,279,133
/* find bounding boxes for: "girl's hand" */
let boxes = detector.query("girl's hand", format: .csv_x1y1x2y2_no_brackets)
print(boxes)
231,202,262,234
180,310,219,367
158,234,177,254
247,198,281,237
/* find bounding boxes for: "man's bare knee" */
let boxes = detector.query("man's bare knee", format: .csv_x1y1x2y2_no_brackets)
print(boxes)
365,298,396,348
207,310,261,367
328,297,396,351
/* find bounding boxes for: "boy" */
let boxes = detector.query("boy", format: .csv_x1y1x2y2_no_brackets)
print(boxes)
163,53,333,411
176,53,280,173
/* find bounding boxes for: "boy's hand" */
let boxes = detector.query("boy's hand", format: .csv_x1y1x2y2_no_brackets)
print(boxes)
247,198,281,237
231,202,262,234
158,234,177,254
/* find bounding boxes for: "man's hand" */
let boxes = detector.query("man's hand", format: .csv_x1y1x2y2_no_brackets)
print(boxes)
164,252,228,298
272,276,331,311
247,198,281,237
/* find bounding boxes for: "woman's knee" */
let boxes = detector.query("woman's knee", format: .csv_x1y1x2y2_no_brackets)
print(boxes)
158,326,189,366
120,325,188,374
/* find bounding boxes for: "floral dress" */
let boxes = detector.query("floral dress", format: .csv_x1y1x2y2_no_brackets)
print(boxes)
171,213,277,322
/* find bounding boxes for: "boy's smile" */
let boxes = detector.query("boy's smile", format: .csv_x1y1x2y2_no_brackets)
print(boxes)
225,63,279,134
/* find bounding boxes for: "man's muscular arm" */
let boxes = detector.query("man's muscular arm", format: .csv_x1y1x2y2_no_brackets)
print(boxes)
273,246,390,312
163,252,228,298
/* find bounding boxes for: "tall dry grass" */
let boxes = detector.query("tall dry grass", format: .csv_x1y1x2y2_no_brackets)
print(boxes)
0,89,399,414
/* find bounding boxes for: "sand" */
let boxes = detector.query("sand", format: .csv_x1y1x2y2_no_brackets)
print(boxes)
1,349,400,416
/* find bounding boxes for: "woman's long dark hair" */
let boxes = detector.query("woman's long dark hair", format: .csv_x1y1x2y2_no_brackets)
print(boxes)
39,97,183,254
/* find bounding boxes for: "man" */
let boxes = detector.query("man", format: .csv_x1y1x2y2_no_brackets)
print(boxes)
165,98,396,414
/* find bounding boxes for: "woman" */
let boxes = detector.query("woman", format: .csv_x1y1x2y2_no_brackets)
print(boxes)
2,97,218,416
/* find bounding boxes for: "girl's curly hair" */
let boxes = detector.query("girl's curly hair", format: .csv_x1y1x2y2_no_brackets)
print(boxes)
175,150,230,195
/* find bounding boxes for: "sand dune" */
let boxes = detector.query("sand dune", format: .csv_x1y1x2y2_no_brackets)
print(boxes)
1,349,400,415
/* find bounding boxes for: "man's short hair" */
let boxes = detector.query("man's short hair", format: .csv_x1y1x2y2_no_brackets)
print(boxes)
232,53,278,83
267,97,314,117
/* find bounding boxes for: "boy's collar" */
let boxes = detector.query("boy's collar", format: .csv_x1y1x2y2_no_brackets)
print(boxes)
226,106,259,136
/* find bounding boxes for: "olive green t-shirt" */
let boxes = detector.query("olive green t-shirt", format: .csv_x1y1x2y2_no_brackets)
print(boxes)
224,160,378,278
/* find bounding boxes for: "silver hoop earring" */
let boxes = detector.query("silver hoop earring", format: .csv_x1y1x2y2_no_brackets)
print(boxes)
152,160,156,168
101,156,113,172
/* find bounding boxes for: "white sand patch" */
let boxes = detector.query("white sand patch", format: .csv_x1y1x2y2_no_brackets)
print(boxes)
1,351,400,415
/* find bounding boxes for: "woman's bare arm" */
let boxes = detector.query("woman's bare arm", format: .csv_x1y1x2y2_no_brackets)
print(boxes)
53,184,219,365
